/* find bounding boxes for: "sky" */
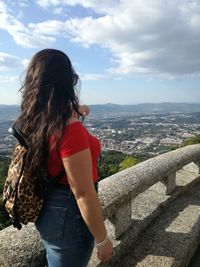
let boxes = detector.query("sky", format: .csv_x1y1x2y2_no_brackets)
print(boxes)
0,0,200,105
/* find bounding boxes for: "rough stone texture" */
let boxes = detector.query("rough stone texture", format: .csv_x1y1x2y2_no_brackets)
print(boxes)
109,202,132,239
117,182,200,267
1,145,200,267
189,243,200,266
0,223,45,267
88,166,200,266
161,172,176,194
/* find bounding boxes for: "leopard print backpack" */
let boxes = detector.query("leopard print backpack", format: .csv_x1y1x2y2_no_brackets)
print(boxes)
3,124,65,230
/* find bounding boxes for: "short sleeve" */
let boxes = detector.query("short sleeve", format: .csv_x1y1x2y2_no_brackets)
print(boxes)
59,122,90,158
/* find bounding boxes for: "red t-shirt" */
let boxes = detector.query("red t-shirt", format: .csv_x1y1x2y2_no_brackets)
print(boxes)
47,121,101,184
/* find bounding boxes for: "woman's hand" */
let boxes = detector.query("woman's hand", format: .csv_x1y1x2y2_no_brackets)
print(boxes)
72,104,90,119
79,104,90,116
96,238,114,262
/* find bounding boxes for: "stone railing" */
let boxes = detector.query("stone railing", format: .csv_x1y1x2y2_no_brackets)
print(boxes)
1,144,200,267
98,144,200,236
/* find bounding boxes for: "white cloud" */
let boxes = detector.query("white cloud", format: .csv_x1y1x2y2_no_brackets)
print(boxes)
28,20,64,37
18,0,29,7
6,0,29,8
0,75,18,83
36,0,118,14
0,52,24,71
22,58,30,68
35,0,200,78
0,1,57,48
1,0,200,78
53,7,64,15
80,73,111,81
62,0,200,78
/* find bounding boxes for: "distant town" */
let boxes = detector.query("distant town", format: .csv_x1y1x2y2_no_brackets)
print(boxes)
86,112,200,157
0,111,200,158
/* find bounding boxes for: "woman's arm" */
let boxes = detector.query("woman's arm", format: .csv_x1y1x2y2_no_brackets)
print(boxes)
62,148,113,261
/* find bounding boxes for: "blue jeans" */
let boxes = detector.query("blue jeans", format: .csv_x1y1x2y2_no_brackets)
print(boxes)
35,187,94,267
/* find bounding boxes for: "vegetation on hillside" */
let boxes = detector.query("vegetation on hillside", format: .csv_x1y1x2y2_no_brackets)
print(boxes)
182,134,200,146
0,157,12,230
98,151,140,179
170,134,200,151
119,156,140,172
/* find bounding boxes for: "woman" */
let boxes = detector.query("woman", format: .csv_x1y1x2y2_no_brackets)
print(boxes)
16,49,113,267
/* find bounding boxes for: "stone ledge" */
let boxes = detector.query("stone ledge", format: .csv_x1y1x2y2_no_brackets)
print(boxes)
117,182,200,267
0,224,45,267
88,168,200,266
99,144,200,218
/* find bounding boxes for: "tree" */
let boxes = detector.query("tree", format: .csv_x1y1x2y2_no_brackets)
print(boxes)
169,134,200,151
0,158,9,193
0,199,12,230
98,151,141,179
98,151,126,179
0,157,11,230
182,134,200,146
119,156,139,171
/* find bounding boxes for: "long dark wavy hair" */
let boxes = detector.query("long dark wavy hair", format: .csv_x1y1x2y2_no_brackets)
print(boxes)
16,49,80,177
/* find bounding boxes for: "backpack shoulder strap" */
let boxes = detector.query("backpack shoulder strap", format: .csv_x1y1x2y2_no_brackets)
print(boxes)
10,122,65,186
9,123,28,149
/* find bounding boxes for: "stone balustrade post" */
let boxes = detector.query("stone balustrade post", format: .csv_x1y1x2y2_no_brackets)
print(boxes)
194,160,200,174
161,172,176,195
107,201,132,239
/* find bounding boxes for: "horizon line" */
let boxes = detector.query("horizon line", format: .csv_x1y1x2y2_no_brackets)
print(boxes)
1,102,200,106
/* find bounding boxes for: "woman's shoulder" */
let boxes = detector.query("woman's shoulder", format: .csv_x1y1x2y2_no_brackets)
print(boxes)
68,117,80,125
64,117,85,131
60,117,89,157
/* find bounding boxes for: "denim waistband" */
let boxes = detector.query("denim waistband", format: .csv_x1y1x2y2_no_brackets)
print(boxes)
44,182,98,207
54,182,98,192
54,184,70,190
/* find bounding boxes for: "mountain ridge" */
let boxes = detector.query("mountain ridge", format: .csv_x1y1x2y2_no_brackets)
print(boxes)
1,103,200,121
